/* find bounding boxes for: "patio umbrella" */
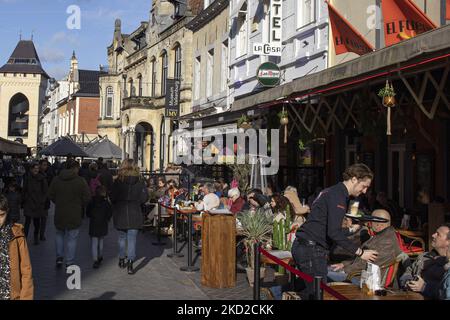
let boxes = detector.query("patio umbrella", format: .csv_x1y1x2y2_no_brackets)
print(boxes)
40,137,89,157
85,137,123,159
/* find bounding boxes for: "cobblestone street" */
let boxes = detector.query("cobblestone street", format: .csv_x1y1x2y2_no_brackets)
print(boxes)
26,208,253,300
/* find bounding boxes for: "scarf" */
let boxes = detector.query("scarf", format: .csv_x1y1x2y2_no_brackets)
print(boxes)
0,223,13,300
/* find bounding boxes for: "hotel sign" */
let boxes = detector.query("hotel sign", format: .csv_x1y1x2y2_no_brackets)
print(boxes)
252,0,282,56
165,78,181,118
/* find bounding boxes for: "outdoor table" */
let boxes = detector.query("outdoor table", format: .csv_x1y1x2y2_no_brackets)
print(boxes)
323,284,424,300
167,206,184,258
177,208,201,272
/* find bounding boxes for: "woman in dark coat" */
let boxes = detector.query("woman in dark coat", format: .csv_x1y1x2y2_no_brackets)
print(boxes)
111,159,148,275
22,163,48,245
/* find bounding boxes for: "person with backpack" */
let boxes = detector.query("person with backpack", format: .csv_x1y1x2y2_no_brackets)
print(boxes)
86,185,112,269
88,162,102,196
48,160,91,269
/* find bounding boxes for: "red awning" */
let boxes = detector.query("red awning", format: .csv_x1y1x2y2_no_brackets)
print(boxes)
382,0,437,46
326,0,374,56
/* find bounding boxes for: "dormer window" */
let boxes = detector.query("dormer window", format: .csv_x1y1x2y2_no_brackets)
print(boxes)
169,0,187,19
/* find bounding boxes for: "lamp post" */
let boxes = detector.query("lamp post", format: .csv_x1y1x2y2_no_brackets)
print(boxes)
160,114,166,173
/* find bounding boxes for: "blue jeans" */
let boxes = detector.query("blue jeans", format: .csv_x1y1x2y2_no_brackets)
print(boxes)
91,237,104,261
55,228,80,266
291,240,329,300
118,229,138,262
327,268,361,285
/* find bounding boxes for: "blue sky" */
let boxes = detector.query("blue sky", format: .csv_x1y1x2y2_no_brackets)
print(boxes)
0,0,151,79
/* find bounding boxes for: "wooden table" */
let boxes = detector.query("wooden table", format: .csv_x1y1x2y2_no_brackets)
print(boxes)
324,284,424,300
201,212,236,288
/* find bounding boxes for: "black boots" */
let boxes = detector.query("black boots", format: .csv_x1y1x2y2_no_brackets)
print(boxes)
118,258,126,268
127,260,134,275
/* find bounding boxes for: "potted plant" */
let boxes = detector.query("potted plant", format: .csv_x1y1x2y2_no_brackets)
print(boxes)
237,114,252,129
237,208,273,287
378,81,396,108
278,108,289,126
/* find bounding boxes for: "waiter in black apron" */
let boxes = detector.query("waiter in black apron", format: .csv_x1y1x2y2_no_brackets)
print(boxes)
291,163,378,299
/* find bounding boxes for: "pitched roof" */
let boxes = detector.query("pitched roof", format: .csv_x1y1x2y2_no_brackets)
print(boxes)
0,40,49,77
73,69,107,97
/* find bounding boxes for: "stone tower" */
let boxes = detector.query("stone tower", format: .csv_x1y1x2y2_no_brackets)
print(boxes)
0,39,49,151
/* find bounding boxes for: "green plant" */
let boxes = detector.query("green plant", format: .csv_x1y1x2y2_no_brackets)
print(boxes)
238,209,273,269
272,205,292,274
237,114,250,127
228,158,251,193
378,85,396,98
277,109,288,119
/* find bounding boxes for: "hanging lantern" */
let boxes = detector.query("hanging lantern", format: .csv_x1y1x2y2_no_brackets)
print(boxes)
279,107,289,144
379,80,396,135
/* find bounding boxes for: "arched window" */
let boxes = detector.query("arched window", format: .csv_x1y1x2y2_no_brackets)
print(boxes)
161,50,168,96
8,93,29,137
137,74,143,96
129,78,134,97
174,45,182,80
106,86,114,118
151,58,157,97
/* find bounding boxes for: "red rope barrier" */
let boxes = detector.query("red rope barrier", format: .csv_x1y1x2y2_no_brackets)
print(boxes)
258,247,348,300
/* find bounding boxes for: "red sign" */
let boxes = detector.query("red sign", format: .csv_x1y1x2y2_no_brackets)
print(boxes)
381,0,437,47
326,1,374,56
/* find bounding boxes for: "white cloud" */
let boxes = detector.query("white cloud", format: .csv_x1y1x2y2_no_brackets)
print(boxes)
39,47,66,63
50,31,80,45
47,66,67,80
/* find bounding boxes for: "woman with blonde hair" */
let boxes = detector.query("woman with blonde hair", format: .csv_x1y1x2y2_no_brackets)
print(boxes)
283,186,310,227
111,159,148,274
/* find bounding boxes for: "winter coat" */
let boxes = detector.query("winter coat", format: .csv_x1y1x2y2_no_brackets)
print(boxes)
111,176,148,230
48,169,91,230
98,167,113,194
9,224,34,300
87,196,112,237
400,249,448,299
440,264,450,300
5,191,22,222
40,169,54,210
343,226,403,275
230,196,245,214
23,173,48,218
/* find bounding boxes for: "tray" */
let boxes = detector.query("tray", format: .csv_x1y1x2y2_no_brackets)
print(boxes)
345,214,389,223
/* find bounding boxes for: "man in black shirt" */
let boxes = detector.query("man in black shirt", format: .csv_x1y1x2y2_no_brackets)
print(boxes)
291,163,378,299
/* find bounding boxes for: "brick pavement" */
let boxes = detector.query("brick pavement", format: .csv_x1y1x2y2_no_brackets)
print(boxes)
25,208,254,300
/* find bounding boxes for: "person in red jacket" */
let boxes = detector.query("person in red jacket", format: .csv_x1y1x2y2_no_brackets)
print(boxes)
228,188,245,215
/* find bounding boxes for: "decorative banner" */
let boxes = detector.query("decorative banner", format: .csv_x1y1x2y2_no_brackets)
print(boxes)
381,0,437,47
326,0,375,56
165,78,181,118
256,62,281,87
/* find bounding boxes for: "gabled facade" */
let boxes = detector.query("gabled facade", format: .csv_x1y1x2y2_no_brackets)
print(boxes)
0,40,49,152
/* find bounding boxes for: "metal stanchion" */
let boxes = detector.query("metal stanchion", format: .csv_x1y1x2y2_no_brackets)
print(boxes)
180,212,199,272
314,276,323,300
253,242,261,300
167,207,184,258
152,204,166,246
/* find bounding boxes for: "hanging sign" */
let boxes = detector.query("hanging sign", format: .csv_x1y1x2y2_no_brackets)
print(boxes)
256,62,281,87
